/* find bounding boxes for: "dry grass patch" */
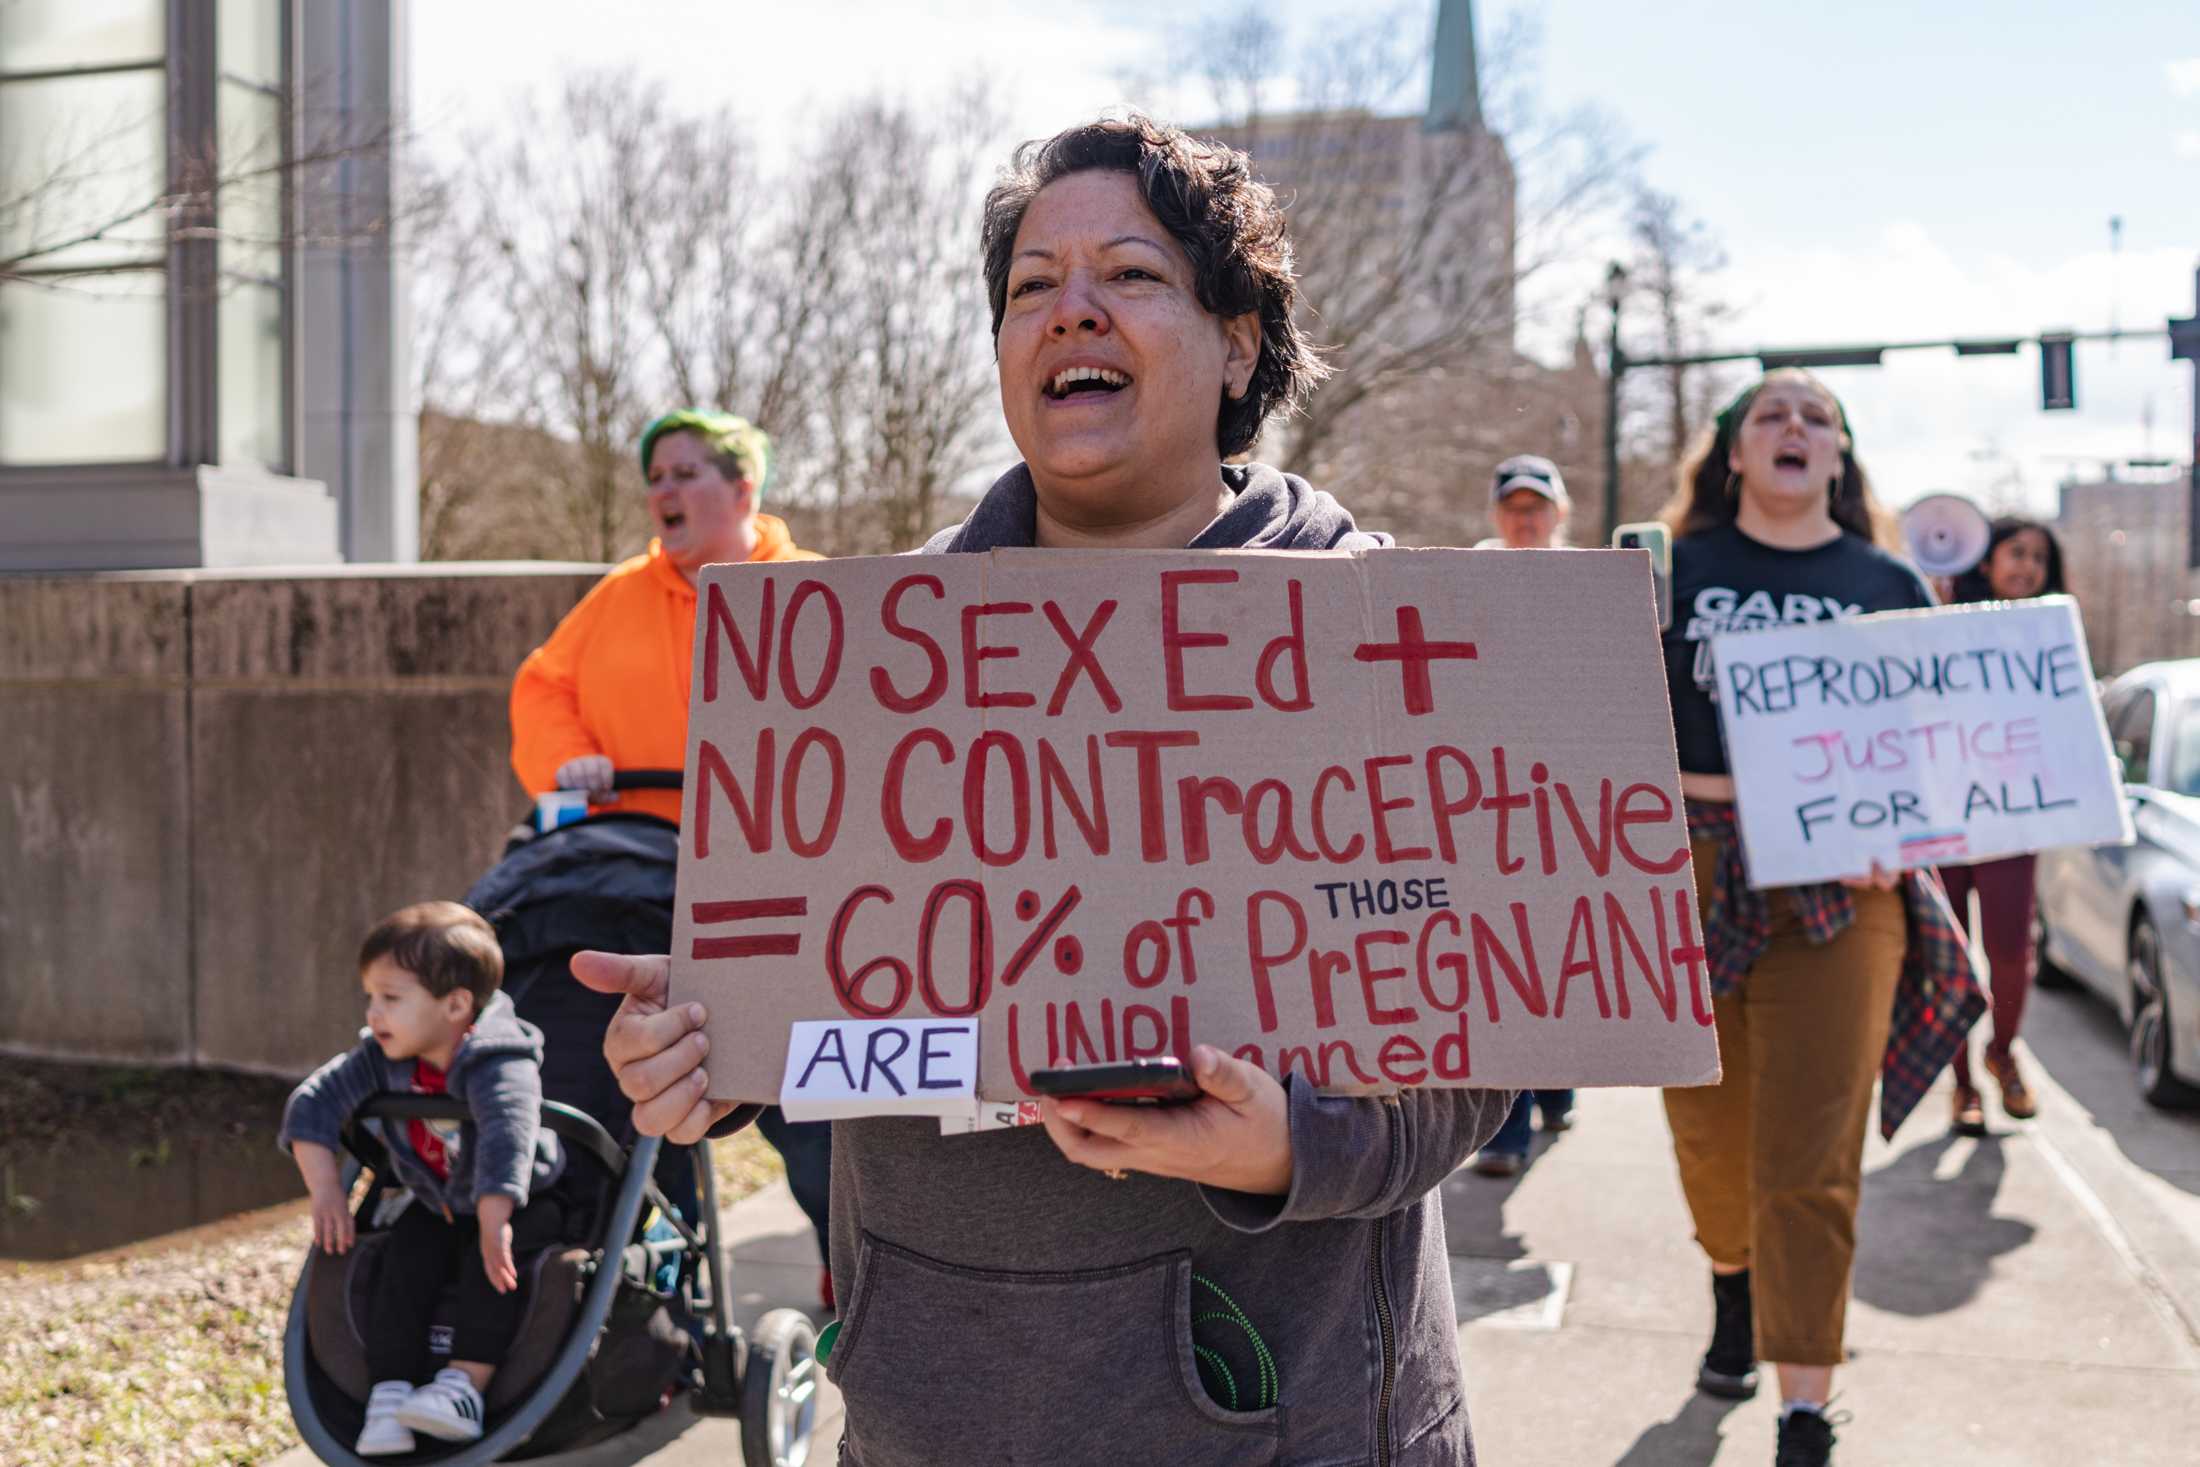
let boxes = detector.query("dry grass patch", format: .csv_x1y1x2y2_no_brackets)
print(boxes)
710,1123,788,1203
1,1207,308,1466
0,1126,787,1465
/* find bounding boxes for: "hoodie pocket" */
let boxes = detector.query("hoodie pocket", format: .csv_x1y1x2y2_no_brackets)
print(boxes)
830,1232,1282,1467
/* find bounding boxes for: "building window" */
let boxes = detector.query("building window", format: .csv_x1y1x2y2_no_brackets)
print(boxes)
216,0,288,470
0,0,291,471
0,1,170,464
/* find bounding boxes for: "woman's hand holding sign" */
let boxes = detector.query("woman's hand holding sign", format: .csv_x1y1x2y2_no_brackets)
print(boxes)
571,950,735,1145
577,944,1293,1191
1841,858,1901,892
1040,1045,1293,1195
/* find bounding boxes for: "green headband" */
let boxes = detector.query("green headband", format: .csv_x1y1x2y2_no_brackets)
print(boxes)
1715,380,1855,450
638,409,772,491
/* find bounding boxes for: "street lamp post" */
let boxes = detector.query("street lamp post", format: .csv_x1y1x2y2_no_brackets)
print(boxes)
2105,528,2129,676
1602,262,1628,541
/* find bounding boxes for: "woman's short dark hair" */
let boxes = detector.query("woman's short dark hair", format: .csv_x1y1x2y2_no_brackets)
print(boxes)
1658,368,1903,551
359,901,504,1017
1951,516,2069,603
979,114,1326,458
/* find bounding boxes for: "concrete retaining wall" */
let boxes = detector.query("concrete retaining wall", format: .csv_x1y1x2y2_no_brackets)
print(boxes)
0,564,604,1076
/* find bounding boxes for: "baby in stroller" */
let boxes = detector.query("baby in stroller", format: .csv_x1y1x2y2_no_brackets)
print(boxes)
280,901,566,1457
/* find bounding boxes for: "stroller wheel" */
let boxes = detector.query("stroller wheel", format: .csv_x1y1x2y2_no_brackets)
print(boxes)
741,1307,820,1467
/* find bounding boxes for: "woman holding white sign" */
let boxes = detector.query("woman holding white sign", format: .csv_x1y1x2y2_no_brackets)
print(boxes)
574,117,1515,1467
1941,516,2072,1135
1654,370,1982,1467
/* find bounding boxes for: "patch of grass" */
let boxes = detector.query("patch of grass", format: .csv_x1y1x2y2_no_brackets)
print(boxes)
711,1124,787,1202
0,1212,304,1467
0,1122,792,1465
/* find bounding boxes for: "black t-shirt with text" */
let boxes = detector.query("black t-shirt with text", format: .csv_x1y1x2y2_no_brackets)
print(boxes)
1663,522,1934,775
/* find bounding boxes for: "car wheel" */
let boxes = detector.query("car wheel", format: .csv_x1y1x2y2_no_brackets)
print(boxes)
2130,917,2200,1109
2032,903,2076,991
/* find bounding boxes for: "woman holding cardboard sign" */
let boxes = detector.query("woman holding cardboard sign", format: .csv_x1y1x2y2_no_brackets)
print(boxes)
575,116,1515,1467
1655,370,1982,1467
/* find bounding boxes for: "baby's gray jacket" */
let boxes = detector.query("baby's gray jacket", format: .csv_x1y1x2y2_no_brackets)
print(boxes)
278,991,563,1214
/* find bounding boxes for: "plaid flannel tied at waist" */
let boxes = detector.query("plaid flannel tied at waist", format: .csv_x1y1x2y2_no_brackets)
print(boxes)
1685,798,1986,1139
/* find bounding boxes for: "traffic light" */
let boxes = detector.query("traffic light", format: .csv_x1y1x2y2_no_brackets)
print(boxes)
2175,277,2198,567
2039,333,2076,410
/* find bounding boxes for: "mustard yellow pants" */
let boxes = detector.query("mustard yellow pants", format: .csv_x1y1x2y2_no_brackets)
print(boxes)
1662,838,1906,1366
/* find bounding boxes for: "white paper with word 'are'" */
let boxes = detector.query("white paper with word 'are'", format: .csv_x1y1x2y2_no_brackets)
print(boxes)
778,1018,980,1122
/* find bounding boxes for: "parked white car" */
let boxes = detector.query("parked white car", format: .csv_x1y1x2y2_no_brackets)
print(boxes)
2036,659,2200,1107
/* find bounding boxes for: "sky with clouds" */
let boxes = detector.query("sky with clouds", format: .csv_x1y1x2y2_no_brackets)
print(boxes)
412,0,2200,519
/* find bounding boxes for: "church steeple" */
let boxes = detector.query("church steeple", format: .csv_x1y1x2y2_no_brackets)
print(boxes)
1425,0,1483,133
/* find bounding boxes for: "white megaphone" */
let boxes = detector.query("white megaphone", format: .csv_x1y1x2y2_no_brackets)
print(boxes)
1901,493,1992,578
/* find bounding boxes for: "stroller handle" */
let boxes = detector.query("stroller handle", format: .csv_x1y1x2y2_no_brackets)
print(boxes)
353,1095,631,1179
610,768,682,792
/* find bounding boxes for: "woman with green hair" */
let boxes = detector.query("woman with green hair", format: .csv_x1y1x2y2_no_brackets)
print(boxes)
508,408,834,1302
512,409,817,825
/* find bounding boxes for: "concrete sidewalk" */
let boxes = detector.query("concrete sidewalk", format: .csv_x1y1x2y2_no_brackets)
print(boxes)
1451,980,2200,1464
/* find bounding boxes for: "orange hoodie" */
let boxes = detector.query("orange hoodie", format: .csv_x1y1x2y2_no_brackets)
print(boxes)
509,515,822,827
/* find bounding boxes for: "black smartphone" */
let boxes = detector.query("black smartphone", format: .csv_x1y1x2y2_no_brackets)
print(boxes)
1028,1057,1202,1105
1612,521,1674,632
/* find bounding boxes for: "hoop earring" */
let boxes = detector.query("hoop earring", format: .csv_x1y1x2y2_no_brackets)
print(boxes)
1724,472,1741,503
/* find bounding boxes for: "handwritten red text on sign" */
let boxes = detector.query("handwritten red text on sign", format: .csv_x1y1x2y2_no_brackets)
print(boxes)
671,549,1718,1103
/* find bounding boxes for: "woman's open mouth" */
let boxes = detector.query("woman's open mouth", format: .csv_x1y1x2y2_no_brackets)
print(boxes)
1773,448,1808,473
659,511,686,533
1044,366,1131,402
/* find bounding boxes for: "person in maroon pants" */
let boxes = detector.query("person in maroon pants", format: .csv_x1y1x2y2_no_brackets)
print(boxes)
1941,516,2071,1134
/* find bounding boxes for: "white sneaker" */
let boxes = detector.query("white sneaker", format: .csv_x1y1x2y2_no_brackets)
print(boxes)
396,1366,487,1442
356,1380,417,1456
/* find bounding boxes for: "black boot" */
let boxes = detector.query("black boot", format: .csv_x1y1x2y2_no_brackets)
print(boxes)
1774,1405,1837,1466
1697,1268,1760,1399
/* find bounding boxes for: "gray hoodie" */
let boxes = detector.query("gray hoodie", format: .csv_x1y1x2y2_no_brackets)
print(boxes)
803,463,1515,1466
279,991,563,1215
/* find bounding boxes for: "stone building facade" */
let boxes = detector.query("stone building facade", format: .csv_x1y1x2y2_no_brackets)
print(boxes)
2055,474,2200,678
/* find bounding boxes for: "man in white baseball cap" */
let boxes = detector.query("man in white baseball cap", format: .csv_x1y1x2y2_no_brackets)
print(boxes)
1487,453,1570,550
1472,451,1577,1174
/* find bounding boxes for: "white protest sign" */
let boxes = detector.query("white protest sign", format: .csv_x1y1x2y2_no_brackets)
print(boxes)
1711,598,2131,887
778,1018,978,1121
673,547,1720,1108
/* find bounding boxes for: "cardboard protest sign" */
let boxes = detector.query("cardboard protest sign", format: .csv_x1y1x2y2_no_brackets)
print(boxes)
670,548,1719,1109
1711,597,2130,888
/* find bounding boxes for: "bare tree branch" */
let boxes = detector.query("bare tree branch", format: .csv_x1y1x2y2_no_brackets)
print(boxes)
413,72,1007,561
1623,183,1734,473
1,96,397,285
1131,4,1647,544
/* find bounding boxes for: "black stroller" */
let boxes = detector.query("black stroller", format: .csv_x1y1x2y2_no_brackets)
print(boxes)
283,772,820,1465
